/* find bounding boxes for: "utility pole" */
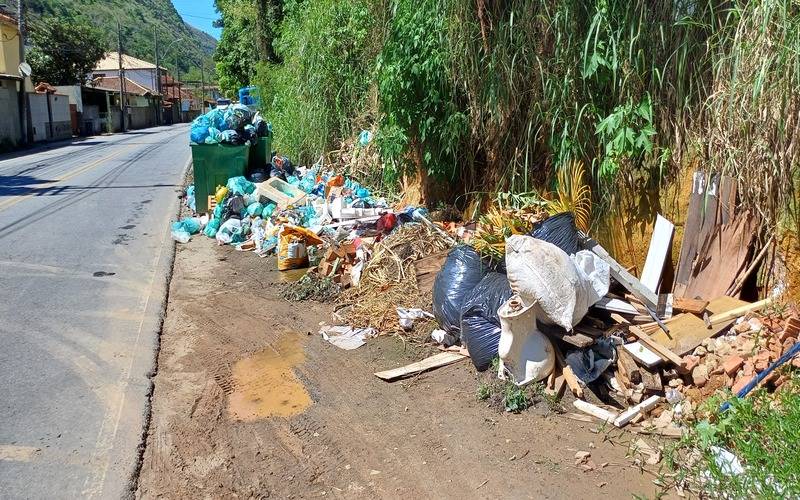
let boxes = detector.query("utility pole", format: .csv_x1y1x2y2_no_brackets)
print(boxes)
153,27,161,125
200,63,205,113
175,53,181,123
17,0,29,144
117,21,126,132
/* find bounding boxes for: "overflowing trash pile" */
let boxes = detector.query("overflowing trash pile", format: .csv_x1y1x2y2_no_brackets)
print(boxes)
190,103,271,146
173,144,797,438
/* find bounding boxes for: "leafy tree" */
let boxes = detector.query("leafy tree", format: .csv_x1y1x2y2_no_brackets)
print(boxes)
27,18,107,85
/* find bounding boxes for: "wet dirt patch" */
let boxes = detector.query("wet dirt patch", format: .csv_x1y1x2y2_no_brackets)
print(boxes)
227,333,312,421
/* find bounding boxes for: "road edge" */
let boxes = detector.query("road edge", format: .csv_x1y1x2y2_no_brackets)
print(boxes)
123,155,193,499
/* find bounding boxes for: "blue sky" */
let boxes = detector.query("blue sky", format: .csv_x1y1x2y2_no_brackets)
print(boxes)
172,0,221,39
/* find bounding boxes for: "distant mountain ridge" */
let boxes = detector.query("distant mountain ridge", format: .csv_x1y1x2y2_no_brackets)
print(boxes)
25,0,217,78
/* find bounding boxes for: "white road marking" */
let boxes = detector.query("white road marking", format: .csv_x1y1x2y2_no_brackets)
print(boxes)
0,445,41,462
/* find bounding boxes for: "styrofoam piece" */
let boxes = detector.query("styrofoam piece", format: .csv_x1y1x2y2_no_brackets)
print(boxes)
623,341,662,368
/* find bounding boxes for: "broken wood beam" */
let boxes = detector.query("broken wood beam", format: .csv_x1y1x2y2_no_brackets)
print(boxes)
614,395,661,428
573,400,618,424
374,352,466,381
706,297,773,328
629,326,685,368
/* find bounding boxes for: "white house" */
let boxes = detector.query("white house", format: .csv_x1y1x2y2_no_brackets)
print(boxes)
90,52,165,94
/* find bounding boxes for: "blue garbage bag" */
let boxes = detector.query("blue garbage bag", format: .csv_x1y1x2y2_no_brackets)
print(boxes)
226,176,256,196
246,202,264,217
190,115,211,144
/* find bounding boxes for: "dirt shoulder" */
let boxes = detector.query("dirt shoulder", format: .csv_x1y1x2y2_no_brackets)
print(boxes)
136,237,658,499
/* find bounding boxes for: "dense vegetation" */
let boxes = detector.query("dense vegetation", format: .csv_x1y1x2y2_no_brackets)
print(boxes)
25,0,216,79
215,0,800,232
27,17,106,85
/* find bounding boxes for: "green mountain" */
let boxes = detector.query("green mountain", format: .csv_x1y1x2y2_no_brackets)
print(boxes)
25,0,217,79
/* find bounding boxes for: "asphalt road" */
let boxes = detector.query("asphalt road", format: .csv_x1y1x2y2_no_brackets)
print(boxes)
0,125,190,499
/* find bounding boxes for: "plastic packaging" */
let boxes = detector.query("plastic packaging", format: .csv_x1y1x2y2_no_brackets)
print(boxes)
262,203,277,218
226,176,256,196
432,246,490,338
223,103,253,131
216,218,242,245
460,272,514,371
530,212,579,255
204,127,222,144
170,217,202,243
246,202,264,217
215,185,229,204
277,225,324,271
204,218,221,238
185,185,196,213
190,115,211,144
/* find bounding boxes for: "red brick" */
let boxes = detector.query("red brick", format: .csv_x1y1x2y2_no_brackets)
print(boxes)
722,356,744,376
742,361,755,377
683,355,701,372
732,375,754,394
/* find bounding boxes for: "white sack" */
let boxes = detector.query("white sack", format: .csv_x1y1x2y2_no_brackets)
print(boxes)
505,235,608,330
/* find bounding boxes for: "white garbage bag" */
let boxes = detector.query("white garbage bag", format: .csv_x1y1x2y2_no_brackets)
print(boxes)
505,235,609,330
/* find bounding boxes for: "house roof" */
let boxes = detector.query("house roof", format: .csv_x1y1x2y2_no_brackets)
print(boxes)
90,76,157,97
94,52,161,71
0,12,17,27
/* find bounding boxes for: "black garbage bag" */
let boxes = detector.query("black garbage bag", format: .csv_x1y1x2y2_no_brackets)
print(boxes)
432,246,489,338
460,272,513,371
565,337,617,384
530,212,578,255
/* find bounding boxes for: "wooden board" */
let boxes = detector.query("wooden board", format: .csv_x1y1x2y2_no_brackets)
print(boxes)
413,251,448,294
629,326,684,367
718,175,737,225
694,172,720,267
674,172,707,296
649,296,747,355
640,214,674,294
683,213,756,301
673,297,708,315
374,352,466,381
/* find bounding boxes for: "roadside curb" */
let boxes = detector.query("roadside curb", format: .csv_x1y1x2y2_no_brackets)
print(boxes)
124,155,193,499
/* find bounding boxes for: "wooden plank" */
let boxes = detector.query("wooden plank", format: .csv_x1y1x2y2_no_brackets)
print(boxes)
614,395,661,428
640,215,675,294
573,400,618,424
649,296,748,355
545,375,566,398
640,368,663,394
617,348,642,385
673,297,709,315
579,233,659,311
541,326,595,348
708,298,773,326
674,172,707,296
552,343,583,398
718,175,737,225
629,326,684,367
683,212,757,300
374,352,466,381
695,172,720,263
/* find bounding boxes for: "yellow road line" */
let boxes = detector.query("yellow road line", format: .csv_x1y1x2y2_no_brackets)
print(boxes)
0,145,133,213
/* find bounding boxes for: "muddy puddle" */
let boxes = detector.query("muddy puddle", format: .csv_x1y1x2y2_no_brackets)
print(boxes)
227,334,312,421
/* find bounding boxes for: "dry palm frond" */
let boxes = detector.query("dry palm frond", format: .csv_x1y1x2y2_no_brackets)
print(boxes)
472,206,546,261
546,160,591,231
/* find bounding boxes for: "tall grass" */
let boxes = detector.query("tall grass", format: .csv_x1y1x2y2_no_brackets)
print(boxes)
239,0,800,229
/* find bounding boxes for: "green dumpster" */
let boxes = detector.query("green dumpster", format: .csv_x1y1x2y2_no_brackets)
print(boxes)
191,143,250,213
249,136,273,170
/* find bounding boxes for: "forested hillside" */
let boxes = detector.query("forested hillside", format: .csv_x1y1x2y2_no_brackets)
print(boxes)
26,0,216,77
